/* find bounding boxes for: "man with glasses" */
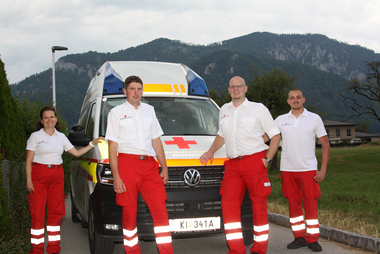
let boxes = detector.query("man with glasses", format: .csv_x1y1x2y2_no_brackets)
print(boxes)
200,76,280,254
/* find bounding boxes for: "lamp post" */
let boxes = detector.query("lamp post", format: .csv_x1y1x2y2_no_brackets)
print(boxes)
52,46,68,108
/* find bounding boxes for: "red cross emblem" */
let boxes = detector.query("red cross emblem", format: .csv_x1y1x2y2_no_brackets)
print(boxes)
164,137,197,149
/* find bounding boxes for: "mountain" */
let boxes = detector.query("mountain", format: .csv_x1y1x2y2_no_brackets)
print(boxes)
10,32,380,132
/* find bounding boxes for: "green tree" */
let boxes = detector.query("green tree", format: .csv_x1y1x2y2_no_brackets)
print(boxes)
0,57,29,253
209,89,230,107
245,67,297,119
355,119,371,133
0,58,25,160
14,95,43,139
341,61,380,124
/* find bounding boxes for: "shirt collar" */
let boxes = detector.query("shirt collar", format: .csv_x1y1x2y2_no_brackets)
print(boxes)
241,98,249,108
228,98,249,108
39,128,58,136
287,108,309,118
125,100,141,110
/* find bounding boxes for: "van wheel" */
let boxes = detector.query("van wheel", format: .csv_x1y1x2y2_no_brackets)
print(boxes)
243,231,253,245
88,201,114,254
70,188,80,223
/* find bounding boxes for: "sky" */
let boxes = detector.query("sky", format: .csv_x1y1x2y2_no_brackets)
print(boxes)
1,0,380,84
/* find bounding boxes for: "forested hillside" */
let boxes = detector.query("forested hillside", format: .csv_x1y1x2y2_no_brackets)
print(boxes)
10,32,380,131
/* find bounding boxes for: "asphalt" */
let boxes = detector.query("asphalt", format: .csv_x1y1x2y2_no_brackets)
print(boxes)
268,212,380,253
61,196,380,253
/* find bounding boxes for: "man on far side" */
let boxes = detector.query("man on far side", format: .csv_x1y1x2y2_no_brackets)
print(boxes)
275,89,330,252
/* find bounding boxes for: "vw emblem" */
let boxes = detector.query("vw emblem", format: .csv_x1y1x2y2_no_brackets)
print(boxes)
184,168,201,187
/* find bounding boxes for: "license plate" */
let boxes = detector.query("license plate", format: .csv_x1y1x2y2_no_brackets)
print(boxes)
169,217,221,232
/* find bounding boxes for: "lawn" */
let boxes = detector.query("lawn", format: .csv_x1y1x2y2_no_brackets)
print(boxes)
267,144,380,238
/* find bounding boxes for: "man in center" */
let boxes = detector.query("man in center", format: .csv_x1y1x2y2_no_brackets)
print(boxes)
200,76,280,254
106,75,173,254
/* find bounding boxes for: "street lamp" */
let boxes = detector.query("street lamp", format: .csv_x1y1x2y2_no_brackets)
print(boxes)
52,46,68,108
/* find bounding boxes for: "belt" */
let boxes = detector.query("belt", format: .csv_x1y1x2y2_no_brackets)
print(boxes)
118,153,156,161
231,154,254,160
230,150,266,160
33,163,62,168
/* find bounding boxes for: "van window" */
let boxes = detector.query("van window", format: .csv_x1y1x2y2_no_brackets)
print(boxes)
79,107,90,129
78,103,96,139
99,97,219,136
86,104,96,139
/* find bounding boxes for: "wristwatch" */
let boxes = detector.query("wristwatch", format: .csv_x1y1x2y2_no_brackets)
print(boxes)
265,157,272,165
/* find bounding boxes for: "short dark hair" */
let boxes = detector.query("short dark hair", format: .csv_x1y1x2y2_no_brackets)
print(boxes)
288,89,304,98
36,106,61,131
124,75,143,89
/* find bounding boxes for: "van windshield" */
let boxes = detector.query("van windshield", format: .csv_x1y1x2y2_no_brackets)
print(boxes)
100,97,220,136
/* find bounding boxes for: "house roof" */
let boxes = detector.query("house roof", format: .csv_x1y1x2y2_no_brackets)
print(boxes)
323,120,358,127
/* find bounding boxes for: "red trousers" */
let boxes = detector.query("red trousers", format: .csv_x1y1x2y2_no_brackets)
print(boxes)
117,154,173,254
221,151,271,254
28,164,65,254
280,171,321,243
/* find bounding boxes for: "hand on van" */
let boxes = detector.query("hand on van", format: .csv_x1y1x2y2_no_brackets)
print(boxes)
200,135,225,165
200,151,215,166
92,136,105,145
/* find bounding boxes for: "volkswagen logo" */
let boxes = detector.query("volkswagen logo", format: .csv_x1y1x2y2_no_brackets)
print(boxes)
184,168,201,187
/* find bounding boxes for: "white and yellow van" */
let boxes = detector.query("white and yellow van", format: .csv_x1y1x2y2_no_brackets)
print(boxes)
68,61,253,254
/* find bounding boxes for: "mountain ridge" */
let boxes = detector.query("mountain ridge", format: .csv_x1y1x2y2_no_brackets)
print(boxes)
10,32,380,131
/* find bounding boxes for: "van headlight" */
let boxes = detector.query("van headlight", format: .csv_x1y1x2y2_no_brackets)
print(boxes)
97,164,114,185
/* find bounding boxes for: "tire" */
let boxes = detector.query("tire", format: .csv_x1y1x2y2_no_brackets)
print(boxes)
88,201,114,254
243,231,253,246
70,188,80,223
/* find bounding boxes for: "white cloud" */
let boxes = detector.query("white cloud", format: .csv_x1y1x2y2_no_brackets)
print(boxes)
1,0,380,84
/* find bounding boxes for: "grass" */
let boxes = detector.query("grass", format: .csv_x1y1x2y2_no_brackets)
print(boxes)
267,144,380,238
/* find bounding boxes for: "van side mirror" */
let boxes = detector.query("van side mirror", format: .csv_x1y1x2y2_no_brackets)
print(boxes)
68,124,91,146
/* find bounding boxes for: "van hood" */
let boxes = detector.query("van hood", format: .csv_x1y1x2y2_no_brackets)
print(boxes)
161,136,227,166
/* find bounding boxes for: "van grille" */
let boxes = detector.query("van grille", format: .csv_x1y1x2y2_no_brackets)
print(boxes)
139,201,222,221
166,166,224,189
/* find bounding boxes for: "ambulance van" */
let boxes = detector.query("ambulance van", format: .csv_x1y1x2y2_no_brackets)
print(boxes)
68,61,253,254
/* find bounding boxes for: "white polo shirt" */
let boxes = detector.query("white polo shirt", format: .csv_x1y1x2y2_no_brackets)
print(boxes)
105,101,163,156
218,98,280,159
26,128,74,165
275,108,327,172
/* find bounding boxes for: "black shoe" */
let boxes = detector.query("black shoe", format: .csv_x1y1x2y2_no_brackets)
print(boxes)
308,242,322,252
251,252,259,254
287,237,308,249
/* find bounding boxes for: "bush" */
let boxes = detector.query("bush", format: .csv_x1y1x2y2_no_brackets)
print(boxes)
0,160,31,253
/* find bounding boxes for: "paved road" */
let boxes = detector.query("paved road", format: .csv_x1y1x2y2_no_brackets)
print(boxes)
61,196,370,254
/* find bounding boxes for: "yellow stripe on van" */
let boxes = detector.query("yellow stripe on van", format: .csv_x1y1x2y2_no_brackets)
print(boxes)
144,84,173,93
88,163,98,183
173,84,180,93
180,84,186,93
143,84,187,95
166,158,227,167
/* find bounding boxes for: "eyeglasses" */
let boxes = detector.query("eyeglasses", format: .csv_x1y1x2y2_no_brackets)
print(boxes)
229,84,245,89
